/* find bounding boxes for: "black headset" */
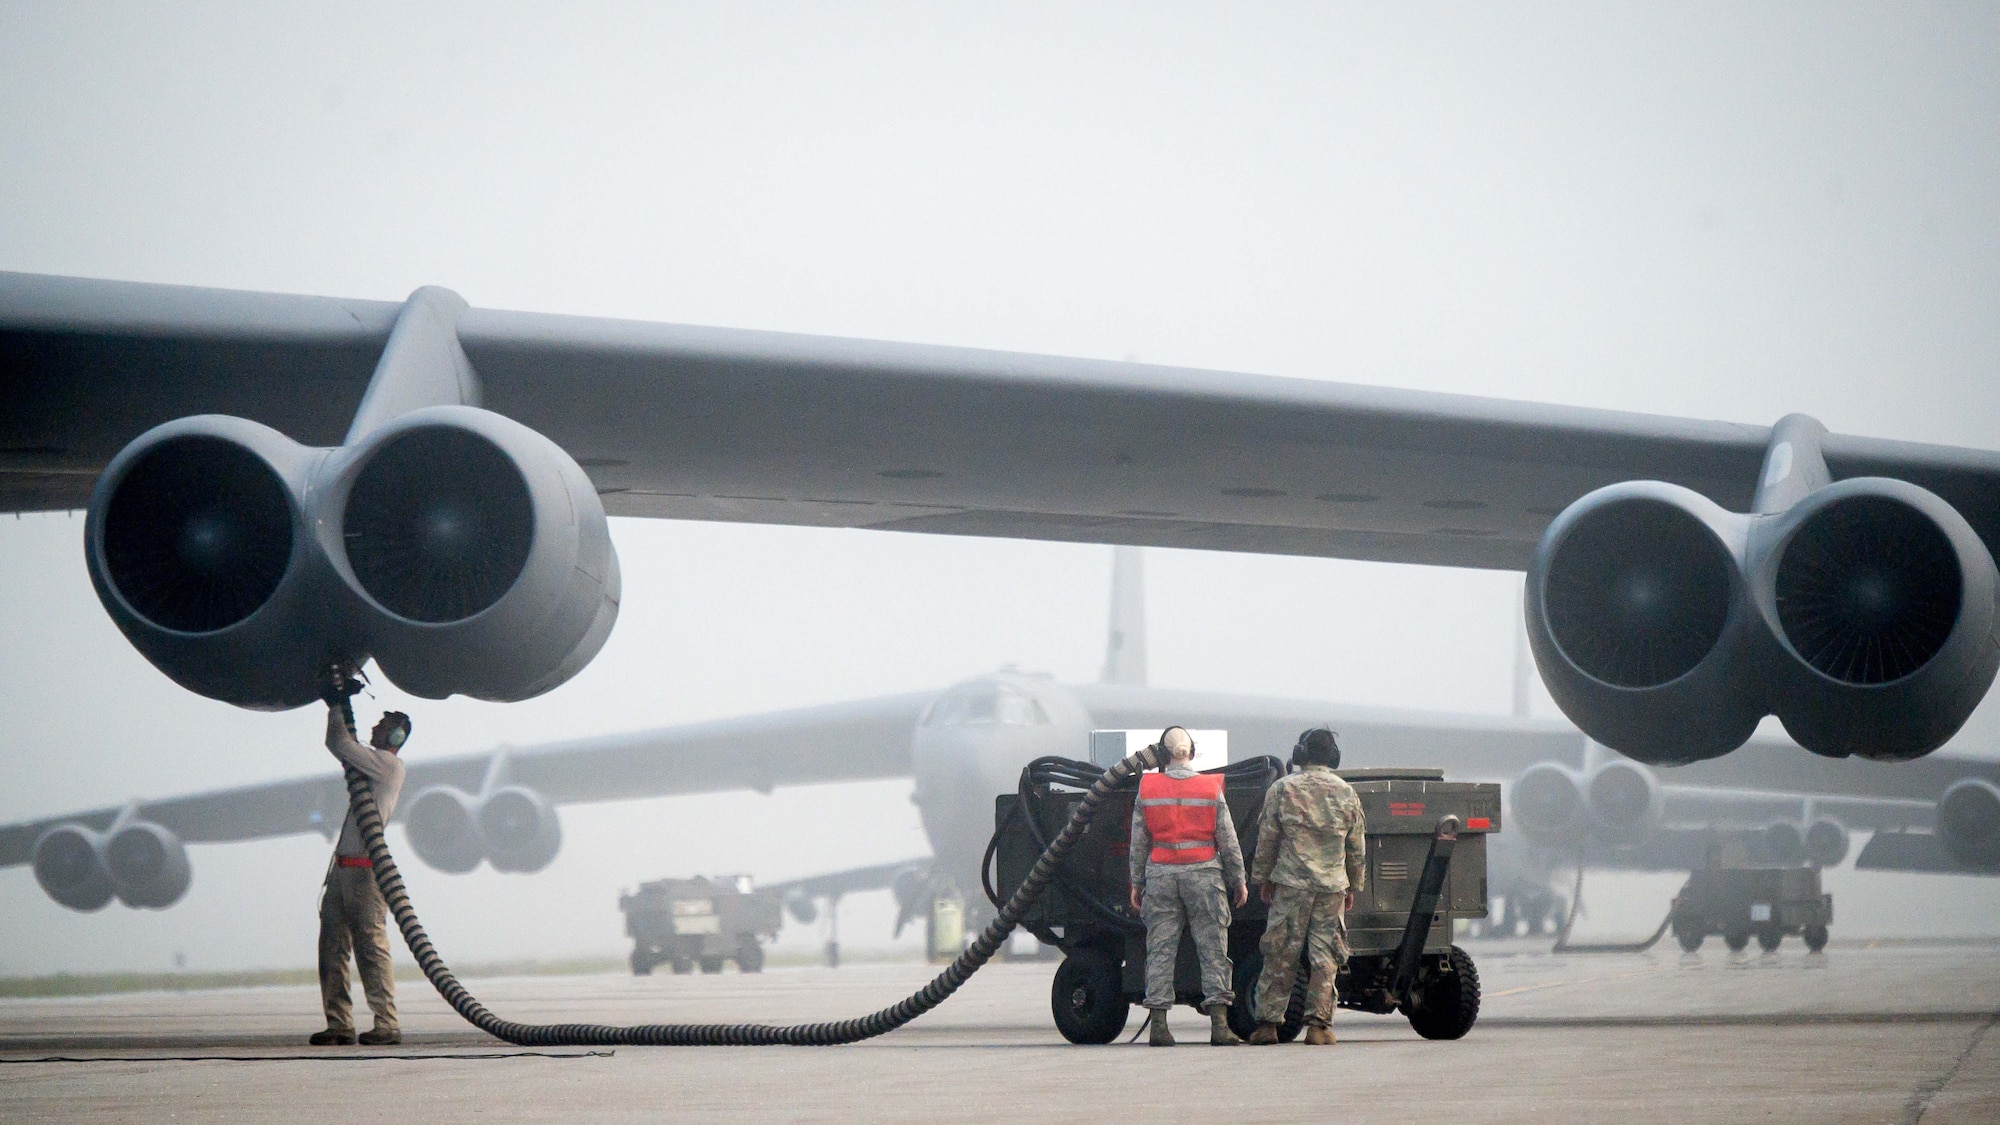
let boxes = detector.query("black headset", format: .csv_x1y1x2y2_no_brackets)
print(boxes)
1156,725,1194,771
1290,726,1340,771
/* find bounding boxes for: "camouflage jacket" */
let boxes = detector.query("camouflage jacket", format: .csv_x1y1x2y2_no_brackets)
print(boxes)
1250,765,1367,893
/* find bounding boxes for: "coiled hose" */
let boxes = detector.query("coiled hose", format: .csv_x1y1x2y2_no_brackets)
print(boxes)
337,713,1156,1047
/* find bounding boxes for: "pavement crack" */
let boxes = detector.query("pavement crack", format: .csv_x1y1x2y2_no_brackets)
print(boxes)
1902,1007,2000,1124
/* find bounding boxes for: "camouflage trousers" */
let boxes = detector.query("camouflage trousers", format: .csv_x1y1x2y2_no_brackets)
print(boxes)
1256,884,1349,1027
319,865,397,1033
1140,864,1234,1010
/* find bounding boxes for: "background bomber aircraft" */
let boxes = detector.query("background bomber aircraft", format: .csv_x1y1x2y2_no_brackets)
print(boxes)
4,270,2000,940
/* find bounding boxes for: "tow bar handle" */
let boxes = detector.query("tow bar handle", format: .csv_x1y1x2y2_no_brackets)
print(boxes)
1389,815,1460,1001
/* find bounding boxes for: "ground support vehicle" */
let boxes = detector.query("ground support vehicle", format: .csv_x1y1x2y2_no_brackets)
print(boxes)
989,758,1500,1044
1669,864,1832,954
619,875,784,974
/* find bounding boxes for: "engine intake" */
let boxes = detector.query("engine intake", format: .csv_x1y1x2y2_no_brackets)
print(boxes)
1774,495,1960,685
1528,483,1764,765
343,426,534,624
1582,760,1661,846
32,824,114,912
104,822,193,909
86,408,620,709
1938,778,2000,871
1755,481,2000,762
1543,497,1733,689
327,407,620,703
1804,819,1850,868
479,787,562,873
1531,476,1999,764
31,819,193,911
101,436,294,634
404,787,485,874
1507,763,1584,848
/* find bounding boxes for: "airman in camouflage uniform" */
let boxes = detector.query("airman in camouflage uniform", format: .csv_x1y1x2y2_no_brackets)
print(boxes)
1129,727,1248,1046
1248,728,1365,1045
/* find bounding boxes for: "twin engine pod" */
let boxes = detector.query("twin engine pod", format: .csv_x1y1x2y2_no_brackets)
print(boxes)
1507,759,1852,866
83,406,621,709
401,785,563,874
1527,479,2000,765
1508,760,1663,849
32,819,192,911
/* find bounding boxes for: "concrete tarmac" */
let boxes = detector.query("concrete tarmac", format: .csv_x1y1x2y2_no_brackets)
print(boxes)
2,939,1996,1123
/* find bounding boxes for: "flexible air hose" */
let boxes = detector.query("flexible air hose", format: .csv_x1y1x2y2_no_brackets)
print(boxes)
337,728,1157,1046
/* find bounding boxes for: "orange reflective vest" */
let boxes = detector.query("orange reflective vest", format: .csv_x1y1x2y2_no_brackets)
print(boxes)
1138,772,1226,864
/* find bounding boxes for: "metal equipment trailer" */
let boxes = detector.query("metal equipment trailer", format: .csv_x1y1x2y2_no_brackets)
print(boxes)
988,758,1501,1043
1669,863,1833,953
620,875,784,974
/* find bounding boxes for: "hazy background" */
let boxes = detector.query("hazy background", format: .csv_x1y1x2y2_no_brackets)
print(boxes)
2,2,1997,975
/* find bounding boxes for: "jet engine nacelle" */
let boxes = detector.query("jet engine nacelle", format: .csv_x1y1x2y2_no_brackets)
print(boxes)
402,784,563,875
1508,760,1661,848
31,819,192,911
1528,478,1999,764
1804,818,1851,868
479,786,563,874
1937,778,2000,871
1581,760,1661,847
104,821,194,909
84,407,619,710
1507,763,1585,848
32,824,116,912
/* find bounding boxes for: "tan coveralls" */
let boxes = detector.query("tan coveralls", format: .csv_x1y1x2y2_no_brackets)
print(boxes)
319,709,406,1035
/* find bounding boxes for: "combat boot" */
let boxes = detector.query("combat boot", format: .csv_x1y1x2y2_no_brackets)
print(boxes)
1205,1004,1242,1045
1302,1023,1336,1045
1147,1008,1175,1046
357,1027,402,1046
1247,1022,1281,1046
308,1029,355,1046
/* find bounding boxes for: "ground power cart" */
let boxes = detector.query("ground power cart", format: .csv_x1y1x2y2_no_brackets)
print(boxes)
988,757,1499,1043
620,875,782,975
1670,864,1833,954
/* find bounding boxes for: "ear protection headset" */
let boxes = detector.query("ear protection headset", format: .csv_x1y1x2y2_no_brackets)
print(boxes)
1156,725,1195,770
381,711,413,750
1290,726,1339,770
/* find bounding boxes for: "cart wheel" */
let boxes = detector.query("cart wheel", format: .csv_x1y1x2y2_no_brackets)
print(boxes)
1756,926,1783,954
1803,924,1829,953
670,957,695,975
1723,925,1752,953
699,956,726,974
1228,949,1306,1042
1673,920,1704,953
630,948,654,976
1051,949,1129,1045
1405,946,1481,1041
736,941,766,974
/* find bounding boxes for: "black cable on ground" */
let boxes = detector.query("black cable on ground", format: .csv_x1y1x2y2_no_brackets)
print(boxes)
2,1052,614,1064
1549,848,1672,955
343,730,1159,1047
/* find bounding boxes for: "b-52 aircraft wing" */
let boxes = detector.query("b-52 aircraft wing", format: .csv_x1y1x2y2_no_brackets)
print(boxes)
0,691,930,899
8,271,2000,568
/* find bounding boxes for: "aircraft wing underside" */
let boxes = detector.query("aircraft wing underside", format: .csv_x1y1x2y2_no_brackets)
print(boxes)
9,271,2000,569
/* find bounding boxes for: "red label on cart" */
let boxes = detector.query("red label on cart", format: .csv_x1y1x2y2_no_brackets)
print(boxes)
1389,801,1425,817
1466,817,1491,830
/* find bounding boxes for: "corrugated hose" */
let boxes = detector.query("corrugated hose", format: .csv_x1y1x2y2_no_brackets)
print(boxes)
336,697,1155,1046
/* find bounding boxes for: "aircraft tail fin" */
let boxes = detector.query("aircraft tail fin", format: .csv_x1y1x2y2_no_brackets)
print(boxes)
1100,546,1147,686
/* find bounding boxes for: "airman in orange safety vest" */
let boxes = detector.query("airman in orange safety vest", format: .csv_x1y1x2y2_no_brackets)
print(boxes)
1129,726,1248,1046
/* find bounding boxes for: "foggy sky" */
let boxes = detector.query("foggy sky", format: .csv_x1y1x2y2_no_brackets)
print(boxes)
3,2,1998,975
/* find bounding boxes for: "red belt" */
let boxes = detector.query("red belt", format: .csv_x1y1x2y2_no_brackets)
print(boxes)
336,857,374,868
